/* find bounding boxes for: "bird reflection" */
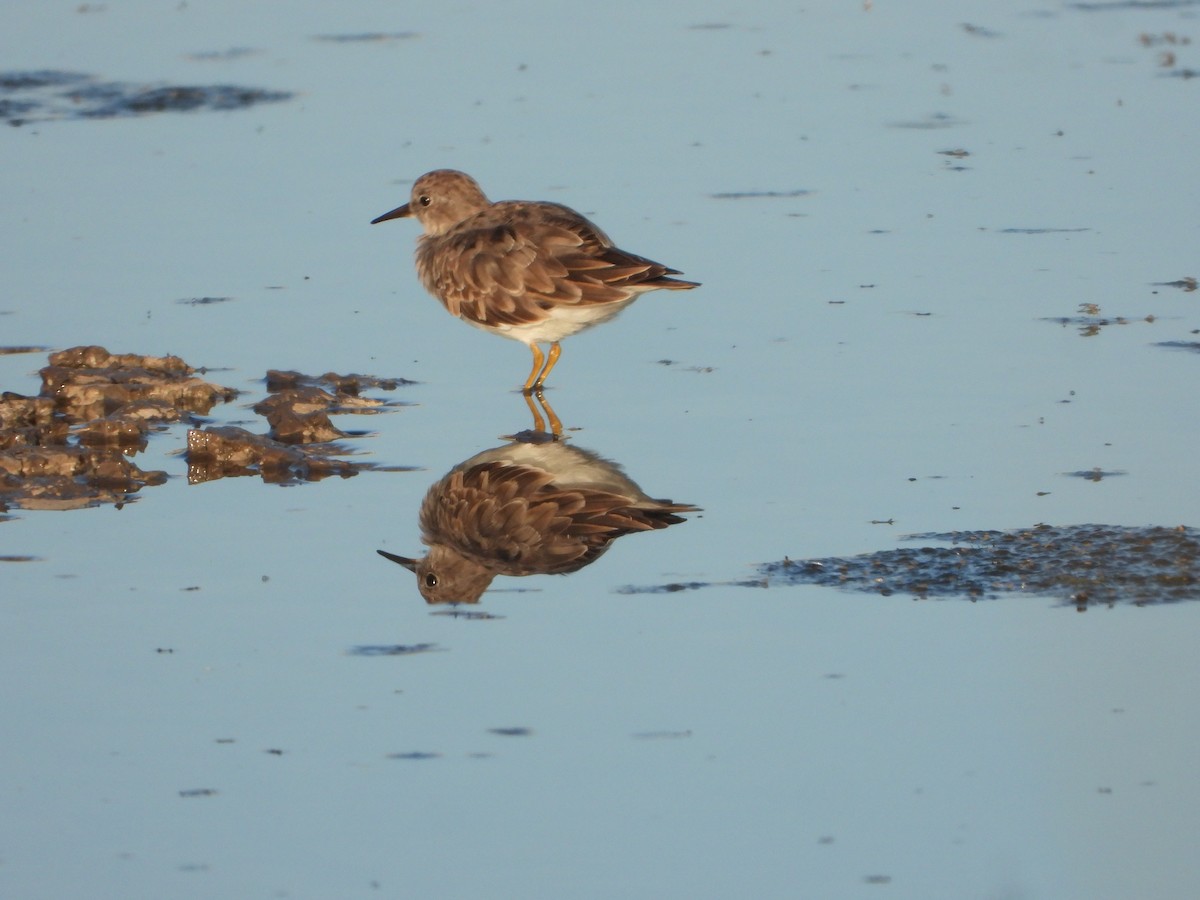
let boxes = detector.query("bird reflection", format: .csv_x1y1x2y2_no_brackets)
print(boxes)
378,403,698,605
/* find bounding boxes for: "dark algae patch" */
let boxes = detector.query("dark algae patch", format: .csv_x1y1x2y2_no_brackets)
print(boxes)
761,524,1200,608
1,70,292,125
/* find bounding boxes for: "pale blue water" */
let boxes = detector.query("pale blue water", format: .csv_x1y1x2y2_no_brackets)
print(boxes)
3,2,1199,898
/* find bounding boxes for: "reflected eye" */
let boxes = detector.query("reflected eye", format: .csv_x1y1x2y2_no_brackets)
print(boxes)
424,573,437,588
418,195,432,207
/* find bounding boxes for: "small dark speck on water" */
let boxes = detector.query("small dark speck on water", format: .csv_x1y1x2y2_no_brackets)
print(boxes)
176,296,233,306
960,23,1002,38
1152,276,1196,292
864,874,893,885
488,727,533,737
178,788,217,798
1155,341,1200,353
1063,468,1126,481
311,32,419,43
387,751,441,760
347,643,445,657
998,227,1090,234
710,189,812,200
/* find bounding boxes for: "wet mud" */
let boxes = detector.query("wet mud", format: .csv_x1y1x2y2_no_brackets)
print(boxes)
0,347,409,512
1,70,292,125
186,369,412,484
621,524,1200,609
760,524,1200,609
1,346,234,511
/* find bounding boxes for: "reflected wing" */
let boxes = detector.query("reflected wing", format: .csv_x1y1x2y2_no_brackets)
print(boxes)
419,461,690,576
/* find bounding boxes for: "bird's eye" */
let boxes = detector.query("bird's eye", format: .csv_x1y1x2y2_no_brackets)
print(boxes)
418,195,432,207
424,573,438,587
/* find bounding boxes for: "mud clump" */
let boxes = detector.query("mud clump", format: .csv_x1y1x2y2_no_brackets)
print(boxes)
2,348,410,511
186,369,409,484
186,426,361,484
1,346,237,511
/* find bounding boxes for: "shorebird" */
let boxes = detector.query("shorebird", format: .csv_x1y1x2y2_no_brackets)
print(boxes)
377,434,698,604
371,169,699,391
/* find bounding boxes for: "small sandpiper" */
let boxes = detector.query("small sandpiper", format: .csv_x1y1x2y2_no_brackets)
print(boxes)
377,434,699,605
371,169,699,391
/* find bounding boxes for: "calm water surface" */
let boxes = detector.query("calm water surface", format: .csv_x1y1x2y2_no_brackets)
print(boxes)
2,2,1198,898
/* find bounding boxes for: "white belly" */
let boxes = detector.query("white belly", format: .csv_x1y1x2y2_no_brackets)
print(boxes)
466,298,639,345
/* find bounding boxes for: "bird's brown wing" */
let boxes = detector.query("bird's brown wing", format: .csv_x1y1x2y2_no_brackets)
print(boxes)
419,461,691,576
415,201,697,328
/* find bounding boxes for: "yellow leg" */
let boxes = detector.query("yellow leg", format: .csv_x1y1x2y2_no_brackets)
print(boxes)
530,342,562,391
522,390,563,437
523,390,546,433
535,389,563,437
523,344,545,393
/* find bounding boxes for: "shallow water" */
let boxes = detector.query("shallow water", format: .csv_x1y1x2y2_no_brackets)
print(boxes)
3,2,1199,898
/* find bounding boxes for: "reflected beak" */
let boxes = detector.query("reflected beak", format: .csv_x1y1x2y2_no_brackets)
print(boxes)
370,203,411,225
376,549,417,572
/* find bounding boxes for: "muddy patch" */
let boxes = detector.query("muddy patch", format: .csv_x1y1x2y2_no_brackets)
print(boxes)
1,70,292,125
1,346,234,511
1,347,413,513
621,524,1200,608
761,524,1200,608
187,370,412,484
